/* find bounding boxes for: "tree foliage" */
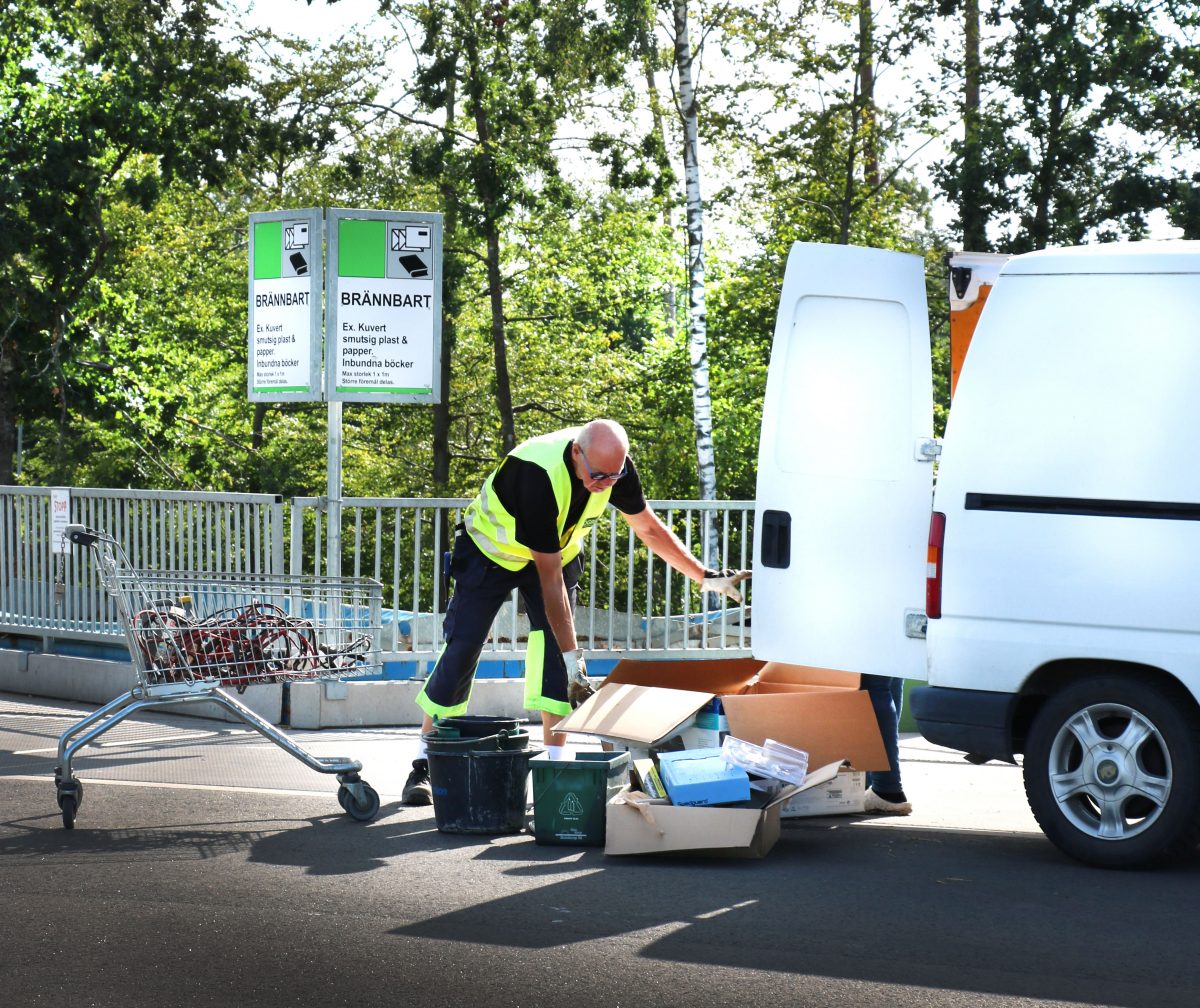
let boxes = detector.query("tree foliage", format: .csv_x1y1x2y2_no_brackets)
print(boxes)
394,0,646,455
9,0,1197,501
0,0,257,484
935,0,1200,251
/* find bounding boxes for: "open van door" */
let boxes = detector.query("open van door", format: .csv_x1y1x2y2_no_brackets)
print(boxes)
753,243,934,679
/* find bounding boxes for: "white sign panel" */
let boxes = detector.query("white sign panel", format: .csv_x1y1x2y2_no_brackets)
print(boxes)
335,280,435,391
248,209,323,402
51,487,71,553
327,209,443,404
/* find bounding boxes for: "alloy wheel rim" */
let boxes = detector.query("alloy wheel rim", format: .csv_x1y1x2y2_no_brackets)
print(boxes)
1047,702,1172,841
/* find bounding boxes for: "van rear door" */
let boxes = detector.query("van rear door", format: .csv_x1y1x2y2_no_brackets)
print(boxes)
753,242,934,679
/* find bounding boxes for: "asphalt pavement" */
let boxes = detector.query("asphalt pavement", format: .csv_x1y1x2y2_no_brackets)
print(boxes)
2,689,1198,1008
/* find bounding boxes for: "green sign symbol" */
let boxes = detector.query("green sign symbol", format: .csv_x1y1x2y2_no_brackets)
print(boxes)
253,221,282,279
339,218,387,278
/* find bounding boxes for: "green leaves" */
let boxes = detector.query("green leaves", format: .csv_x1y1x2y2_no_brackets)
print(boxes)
0,0,256,482
24,0,1200,501
935,0,1200,252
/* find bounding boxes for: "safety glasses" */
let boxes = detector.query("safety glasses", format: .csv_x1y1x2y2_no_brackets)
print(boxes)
576,444,627,482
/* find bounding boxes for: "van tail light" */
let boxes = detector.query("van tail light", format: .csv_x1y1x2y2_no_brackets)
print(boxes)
926,511,946,619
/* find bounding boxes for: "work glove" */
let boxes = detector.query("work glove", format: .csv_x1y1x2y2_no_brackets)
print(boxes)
700,568,751,604
564,648,595,709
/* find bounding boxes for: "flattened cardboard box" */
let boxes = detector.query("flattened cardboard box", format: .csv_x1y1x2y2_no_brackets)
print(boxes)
556,658,888,773
605,759,843,857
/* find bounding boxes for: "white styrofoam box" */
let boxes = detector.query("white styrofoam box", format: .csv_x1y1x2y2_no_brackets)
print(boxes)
779,770,866,818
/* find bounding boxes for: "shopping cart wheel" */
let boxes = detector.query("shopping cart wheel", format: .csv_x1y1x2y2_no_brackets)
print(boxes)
338,783,380,822
56,777,83,830
54,771,84,804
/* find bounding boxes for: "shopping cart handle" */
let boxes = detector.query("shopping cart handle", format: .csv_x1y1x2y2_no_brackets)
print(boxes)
63,524,99,547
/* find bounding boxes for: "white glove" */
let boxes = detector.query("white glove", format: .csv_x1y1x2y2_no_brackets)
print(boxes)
700,568,751,604
564,649,595,708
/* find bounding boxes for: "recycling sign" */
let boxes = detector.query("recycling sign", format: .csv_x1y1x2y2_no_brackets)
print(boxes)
246,207,443,404
327,209,443,404
247,208,323,401
558,792,586,818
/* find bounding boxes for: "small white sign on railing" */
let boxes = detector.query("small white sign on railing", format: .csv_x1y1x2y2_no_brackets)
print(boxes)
51,488,71,554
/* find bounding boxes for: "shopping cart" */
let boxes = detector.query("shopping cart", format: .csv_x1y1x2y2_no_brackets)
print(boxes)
53,524,384,829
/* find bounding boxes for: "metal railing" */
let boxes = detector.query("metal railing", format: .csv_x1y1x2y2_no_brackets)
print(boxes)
1,487,285,644
2,486,753,666
291,496,754,665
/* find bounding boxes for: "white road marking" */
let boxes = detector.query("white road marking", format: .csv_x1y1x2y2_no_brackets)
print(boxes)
13,730,225,754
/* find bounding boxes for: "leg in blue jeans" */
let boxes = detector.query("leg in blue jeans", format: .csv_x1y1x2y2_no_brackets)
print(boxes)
861,674,905,797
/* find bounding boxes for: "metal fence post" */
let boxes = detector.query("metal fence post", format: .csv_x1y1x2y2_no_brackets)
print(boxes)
270,495,285,577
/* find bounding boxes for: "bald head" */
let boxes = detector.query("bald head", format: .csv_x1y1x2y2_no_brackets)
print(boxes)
572,420,630,489
577,419,629,456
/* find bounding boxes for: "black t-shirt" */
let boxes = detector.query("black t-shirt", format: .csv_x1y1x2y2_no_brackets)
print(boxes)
490,442,647,554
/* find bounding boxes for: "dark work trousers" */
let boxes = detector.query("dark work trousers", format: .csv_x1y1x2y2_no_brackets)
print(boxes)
415,531,582,720
860,674,905,795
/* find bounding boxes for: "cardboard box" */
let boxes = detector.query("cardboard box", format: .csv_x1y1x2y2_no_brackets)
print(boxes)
556,658,888,773
657,747,750,806
605,759,843,857
780,769,868,818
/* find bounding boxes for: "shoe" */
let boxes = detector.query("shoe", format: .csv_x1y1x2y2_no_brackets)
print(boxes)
402,758,432,806
863,788,912,816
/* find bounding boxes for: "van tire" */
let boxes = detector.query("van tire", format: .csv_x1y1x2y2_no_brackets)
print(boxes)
1023,675,1200,869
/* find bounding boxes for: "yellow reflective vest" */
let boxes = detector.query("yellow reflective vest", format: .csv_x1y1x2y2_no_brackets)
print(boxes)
463,429,612,571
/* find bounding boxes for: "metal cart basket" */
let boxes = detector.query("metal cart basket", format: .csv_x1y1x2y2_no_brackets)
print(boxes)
53,524,384,828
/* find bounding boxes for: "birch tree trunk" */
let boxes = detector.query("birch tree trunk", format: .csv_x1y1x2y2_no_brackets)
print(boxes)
432,69,459,487
672,0,719,570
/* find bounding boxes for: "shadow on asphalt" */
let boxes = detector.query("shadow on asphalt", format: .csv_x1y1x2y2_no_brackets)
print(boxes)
382,820,1200,1008
0,813,279,861
0,801,422,869
4,777,1200,1008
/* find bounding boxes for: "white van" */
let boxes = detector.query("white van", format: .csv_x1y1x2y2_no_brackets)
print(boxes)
754,240,1200,868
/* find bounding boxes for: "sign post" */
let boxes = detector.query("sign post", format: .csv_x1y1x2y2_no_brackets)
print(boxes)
247,207,443,579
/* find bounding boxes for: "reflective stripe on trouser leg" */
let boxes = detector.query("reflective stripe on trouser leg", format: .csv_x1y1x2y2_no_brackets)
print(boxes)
415,642,475,719
522,629,571,717
519,577,572,717
522,630,545,710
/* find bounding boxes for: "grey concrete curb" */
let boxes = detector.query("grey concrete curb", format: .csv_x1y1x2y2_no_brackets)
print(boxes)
0,648,543,728
0,649,281,724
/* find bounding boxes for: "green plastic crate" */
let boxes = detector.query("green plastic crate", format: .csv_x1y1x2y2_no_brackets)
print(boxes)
530,751,630,846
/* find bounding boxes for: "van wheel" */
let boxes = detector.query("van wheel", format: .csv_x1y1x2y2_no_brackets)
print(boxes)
1023,676,1200,868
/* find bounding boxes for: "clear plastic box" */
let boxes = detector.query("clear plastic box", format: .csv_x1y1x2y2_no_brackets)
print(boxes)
721,736,809,785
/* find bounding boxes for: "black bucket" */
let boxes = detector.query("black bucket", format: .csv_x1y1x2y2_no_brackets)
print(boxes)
497,729,531,750
434,715,521,739
422,726,530,754
428,747,542,834
423,729,502,754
